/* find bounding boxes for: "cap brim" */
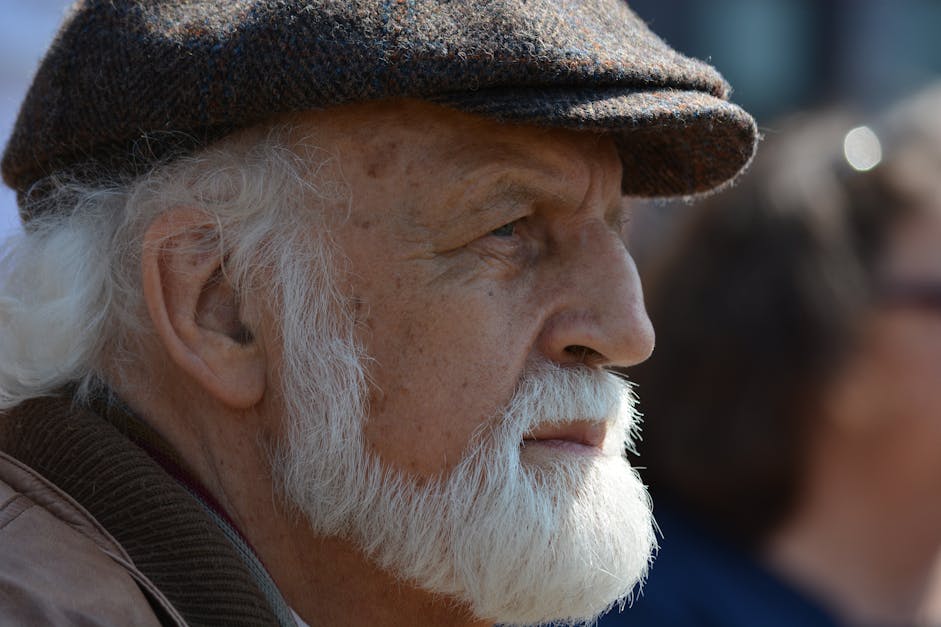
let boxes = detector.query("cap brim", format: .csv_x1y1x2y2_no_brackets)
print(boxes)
433,87,757,197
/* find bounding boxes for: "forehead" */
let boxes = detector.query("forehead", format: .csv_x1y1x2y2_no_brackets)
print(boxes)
292,99,621,191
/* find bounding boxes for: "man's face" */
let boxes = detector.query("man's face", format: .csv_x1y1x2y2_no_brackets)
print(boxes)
318,101,654,477
270,101,657,624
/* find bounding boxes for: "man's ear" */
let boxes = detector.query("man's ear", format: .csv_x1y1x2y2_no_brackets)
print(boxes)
141,207,266,409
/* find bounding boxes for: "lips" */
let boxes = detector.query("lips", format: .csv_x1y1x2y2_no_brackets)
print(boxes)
521,420,607,451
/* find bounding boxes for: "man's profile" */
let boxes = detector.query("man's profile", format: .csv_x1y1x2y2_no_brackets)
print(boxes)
0,2,755,625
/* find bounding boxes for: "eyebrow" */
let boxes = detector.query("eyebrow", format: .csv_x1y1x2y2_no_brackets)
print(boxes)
411,140,586,232
460,140,571,175
442,176,572,230
472,179,568,211
447,144,576,204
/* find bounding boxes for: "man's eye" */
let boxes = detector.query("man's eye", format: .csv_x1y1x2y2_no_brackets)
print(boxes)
490,221,518,237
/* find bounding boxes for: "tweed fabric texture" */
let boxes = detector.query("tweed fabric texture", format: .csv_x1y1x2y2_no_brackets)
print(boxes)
2,0,757,215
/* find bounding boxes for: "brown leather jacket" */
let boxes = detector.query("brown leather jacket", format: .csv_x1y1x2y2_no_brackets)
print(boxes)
0,395,289,626
0,451,185,625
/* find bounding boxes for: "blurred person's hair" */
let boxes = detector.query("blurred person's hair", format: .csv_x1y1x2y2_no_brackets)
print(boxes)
628,84,941,549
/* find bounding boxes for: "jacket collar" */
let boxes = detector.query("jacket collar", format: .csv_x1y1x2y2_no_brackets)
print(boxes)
2,392,287,626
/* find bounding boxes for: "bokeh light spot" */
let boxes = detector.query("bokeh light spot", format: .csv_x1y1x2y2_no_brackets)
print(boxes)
843,126,883,172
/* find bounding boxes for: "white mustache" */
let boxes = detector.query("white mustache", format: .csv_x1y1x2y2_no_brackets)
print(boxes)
495,361,640,457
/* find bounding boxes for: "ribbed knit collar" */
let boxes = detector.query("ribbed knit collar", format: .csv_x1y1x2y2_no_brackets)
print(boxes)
1,392,286,626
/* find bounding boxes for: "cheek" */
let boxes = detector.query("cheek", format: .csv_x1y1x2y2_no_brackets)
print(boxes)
892,362,941,447
865,324,941,479
884,324,941,419
358,285,529,477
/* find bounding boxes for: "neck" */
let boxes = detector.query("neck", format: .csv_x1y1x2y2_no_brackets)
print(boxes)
246,519,491,627
764,431,941,625
124,383,490,627
206,453,490,626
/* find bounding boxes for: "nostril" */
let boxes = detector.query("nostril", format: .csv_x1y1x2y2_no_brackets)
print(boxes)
564,344,604,363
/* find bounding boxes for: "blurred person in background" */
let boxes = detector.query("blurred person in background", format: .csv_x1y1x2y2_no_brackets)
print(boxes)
599,83,941,626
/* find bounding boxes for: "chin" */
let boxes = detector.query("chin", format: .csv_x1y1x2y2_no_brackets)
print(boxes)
343,419,655,626
280,341,653,625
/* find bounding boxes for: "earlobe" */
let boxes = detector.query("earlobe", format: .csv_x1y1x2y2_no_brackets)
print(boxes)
141,208,267,409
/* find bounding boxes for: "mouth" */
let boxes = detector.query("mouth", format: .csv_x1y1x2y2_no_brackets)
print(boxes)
521,420,607,455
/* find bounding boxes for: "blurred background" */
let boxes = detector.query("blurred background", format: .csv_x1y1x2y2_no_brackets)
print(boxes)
630,0,941,122
1,0,69,236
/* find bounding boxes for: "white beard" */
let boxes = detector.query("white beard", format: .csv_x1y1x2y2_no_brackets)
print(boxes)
273,261,655,626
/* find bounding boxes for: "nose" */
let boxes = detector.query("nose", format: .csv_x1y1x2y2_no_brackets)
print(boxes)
536,223,655,369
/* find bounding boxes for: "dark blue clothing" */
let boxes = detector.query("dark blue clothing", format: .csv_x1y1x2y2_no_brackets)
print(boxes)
596,504,840,627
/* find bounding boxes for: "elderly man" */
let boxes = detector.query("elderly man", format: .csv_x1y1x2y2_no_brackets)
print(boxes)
0,1,754,626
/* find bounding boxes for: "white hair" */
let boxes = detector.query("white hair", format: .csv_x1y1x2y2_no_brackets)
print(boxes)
0,124,342,408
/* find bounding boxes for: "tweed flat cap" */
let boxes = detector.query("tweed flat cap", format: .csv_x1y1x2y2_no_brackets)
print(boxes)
2,0,757,216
